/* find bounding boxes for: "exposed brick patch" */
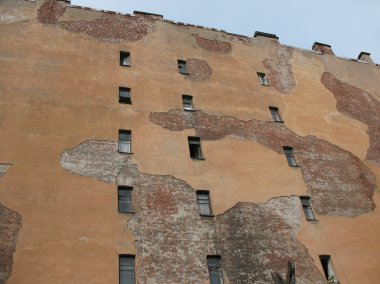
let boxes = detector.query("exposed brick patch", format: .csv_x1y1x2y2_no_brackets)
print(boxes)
0,164,11,178
61,141,325,283
263,40,296,94
0,205,22,284
60,140,130,184
37,0,157,42
216,201,325,284
186,59,213,81
194,36,232,54
37,0,66,25
150,110,376,216
321,72,380,166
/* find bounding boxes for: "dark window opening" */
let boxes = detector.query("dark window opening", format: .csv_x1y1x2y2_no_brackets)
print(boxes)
188,137,203,160
120,52,130,67
300,196,316,221
119,130,131,153
182,95,193,111
269,106,283,123
119,255,135,284
197,191,212,216
178,59,188,75
207,256,223,284
257,72,269,85
319,255,338,283
119,87,131,104
118,186,133,213
283,146,298,167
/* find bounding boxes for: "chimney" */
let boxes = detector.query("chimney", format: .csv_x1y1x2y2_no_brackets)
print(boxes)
312,42,334,55
254,31,279,41
358,52,373,64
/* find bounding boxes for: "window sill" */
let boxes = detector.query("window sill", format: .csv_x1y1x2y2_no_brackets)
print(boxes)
184,109,196,112
118,152,134,155
200,214,215,218
191,157,205,161
119,211,135,214
119,101,132,105
274,120,284,123
289,165,300,168
306,218,319,222
120,64,132,67
179,72,189,75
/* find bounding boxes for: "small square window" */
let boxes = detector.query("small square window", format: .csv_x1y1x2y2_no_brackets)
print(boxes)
207,256,223,284
319,255,338,283
188,137,203,160
182,95,193,111
257,72,269,86
119,87,131,104
118,186,133,213
283,146,298,167
269,106,283,123
300,196,316,221
196,191,212,216
119,255,135,284
120,52,130,67
178,59,188,75
119,130,131,153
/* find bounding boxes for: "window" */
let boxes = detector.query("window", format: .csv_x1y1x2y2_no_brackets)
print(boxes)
283,146,298,167
207,256,223,284
119,87,131,104
196,191,212,216
182,95,193,111
119,130,131,153
257,72,269,86
118,186,133,213
300,197,316,221
319,255,338,283
120,52,130,67
269,106,283,123
178,59,188,74
119,255,135,284
188,137,203,160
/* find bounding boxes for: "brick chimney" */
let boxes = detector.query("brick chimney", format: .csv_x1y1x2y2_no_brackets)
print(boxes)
358,52,373,63
312,42,334,55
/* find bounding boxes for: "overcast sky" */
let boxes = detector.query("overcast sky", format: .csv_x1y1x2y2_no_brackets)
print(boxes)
72,0,380,63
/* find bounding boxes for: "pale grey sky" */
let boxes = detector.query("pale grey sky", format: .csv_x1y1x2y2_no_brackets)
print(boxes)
72,0,380,63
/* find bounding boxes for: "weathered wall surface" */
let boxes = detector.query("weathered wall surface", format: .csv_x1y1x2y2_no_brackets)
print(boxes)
150,109,376,216
61,140,325,284
0,164,22,284
1,0,380,283
321,72,380,165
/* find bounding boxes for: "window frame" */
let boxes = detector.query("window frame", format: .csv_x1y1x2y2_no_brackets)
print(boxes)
178,59,189,75
319,255,338,283
269,106,283,123
207,255,223,284
182,95,194,111
119,87,132,104
188,136,204,160
196,190,213,217
119,254,135,284
282,146,299,167
257,72,269,86
300,196,316,221
120,51,131,67
119,130,132,154
118,186,133,213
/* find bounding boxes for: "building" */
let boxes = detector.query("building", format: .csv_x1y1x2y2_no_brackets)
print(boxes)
1,0,380,283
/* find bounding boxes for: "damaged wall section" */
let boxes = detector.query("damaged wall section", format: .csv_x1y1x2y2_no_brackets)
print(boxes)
194,35,232,54
185,59,213,81
149,109,376,216
263,40,296,94
60,140,325,283
37,0,158,42
0,164,22,284
321,72,380,166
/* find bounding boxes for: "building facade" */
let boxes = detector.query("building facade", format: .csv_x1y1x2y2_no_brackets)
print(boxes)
1,0,380,283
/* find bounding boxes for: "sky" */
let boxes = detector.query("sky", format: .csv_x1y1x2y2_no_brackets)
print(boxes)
72,0,380,63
